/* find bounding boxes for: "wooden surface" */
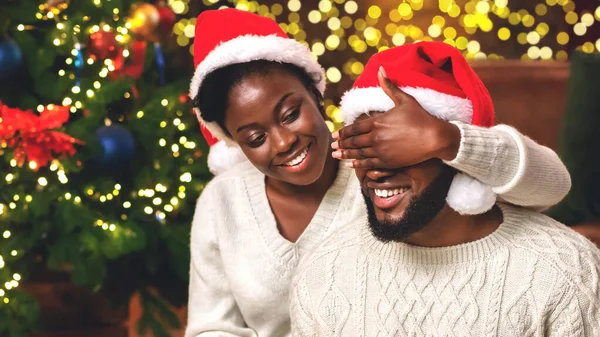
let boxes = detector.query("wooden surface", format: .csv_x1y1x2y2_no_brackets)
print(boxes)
472,60,570,150
23,267,128,337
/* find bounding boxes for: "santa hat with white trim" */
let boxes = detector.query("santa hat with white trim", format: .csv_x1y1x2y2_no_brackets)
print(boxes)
340,41,497,215
189,8,325,175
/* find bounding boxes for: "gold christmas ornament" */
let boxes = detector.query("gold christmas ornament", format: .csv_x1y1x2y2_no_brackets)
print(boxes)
127,3,160,41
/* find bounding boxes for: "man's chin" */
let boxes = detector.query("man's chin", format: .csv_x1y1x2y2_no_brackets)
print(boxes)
374,208,405,225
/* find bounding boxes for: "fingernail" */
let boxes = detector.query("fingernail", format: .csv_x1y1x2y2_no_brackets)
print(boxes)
331,141,339,149
379,66,388,79
332,151,341,159
332,131,339,139
344,161,354,168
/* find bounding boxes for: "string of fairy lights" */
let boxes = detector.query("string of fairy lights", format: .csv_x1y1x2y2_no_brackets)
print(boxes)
1,0,599,305
169,0,600,126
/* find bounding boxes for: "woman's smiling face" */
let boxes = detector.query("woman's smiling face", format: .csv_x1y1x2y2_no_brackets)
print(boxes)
223,66,332,186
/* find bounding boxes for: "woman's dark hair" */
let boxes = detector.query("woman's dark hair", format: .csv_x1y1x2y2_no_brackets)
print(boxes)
192,60,324,137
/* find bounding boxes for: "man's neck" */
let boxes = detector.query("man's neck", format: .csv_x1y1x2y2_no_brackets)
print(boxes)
403,205,503,248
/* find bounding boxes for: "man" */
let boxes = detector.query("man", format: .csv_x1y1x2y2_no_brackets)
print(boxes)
290,42,600,336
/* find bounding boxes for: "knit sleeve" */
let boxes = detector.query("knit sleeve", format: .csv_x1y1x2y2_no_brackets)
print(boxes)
444,122,571,209
185,186,257,337
545,278,600,336
289,272,317,337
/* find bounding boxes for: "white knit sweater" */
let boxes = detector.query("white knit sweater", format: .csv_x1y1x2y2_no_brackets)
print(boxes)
290,204,600,337
185,123,571,337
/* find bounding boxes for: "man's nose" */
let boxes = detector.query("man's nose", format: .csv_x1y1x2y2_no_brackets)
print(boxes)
366,169,395,181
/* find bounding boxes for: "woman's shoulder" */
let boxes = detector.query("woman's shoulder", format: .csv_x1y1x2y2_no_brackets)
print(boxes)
196,160,261,208
205,160,259,188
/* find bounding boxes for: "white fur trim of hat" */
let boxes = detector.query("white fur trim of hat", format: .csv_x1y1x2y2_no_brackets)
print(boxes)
190,34,326,145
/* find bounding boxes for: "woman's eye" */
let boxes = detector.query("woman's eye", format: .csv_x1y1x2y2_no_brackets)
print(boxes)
282,106,301,124
248,134,266,148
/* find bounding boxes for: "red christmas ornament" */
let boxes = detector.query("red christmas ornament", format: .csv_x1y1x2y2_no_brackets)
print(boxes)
110,40,147,81
0,101,83,170
179,93,188,104
88,31,121,61
157,5,176,33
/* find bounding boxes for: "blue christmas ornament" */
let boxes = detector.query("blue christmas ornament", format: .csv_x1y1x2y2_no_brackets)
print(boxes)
95,125,135,167
0,38,22,79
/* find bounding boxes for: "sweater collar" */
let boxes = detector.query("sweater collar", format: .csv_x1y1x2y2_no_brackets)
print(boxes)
358,204,518,265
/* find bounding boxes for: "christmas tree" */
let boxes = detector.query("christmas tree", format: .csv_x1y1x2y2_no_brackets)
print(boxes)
0,1,210,336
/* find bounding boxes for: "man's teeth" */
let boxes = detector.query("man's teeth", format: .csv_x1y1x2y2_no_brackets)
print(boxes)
284,147,309,166
374,188,409,198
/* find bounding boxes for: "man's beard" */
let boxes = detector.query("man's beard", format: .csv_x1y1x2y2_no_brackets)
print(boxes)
362,166,457,243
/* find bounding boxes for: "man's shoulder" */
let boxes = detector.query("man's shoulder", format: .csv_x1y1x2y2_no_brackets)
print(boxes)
500,204,600,284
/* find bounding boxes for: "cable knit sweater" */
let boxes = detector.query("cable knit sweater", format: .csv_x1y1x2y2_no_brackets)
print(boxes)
290,204,600,336
185,123,571,337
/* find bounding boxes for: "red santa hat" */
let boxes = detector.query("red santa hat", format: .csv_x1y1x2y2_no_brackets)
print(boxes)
340,41,496,215
190,8,325,175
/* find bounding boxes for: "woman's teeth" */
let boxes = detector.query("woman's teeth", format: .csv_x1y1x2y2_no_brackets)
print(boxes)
284,147,309,166
374,188,409,198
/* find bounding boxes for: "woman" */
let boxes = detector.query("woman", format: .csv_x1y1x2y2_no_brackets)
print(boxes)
185,9,571,337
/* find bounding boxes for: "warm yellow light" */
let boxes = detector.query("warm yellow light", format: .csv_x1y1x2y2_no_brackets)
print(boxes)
456,37,469,50
368,6,381,19
527,46,540,59
581,13,594,27
326,67,342,83
344,1,357,14
427,25,442,37
527,32,540,45
536,23,550,36
565,11,578,25
540,46,553,60
573,23,586,36
308,10,321,23
522,15,535,28
508,13,521,25
390,33,405,47
432,16,445,27
444,27,457,39
398,3,412,16
467,41,481,54
556,32,569,45
325,35,340,50
535,4,548,16
312,42,325,56
476,1,490,14
498,27,511,41
288,0,301,12
327,17,341,30
318,0,332,13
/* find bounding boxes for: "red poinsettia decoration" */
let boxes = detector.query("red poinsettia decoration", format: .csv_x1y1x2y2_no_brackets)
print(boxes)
0,101,83,170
